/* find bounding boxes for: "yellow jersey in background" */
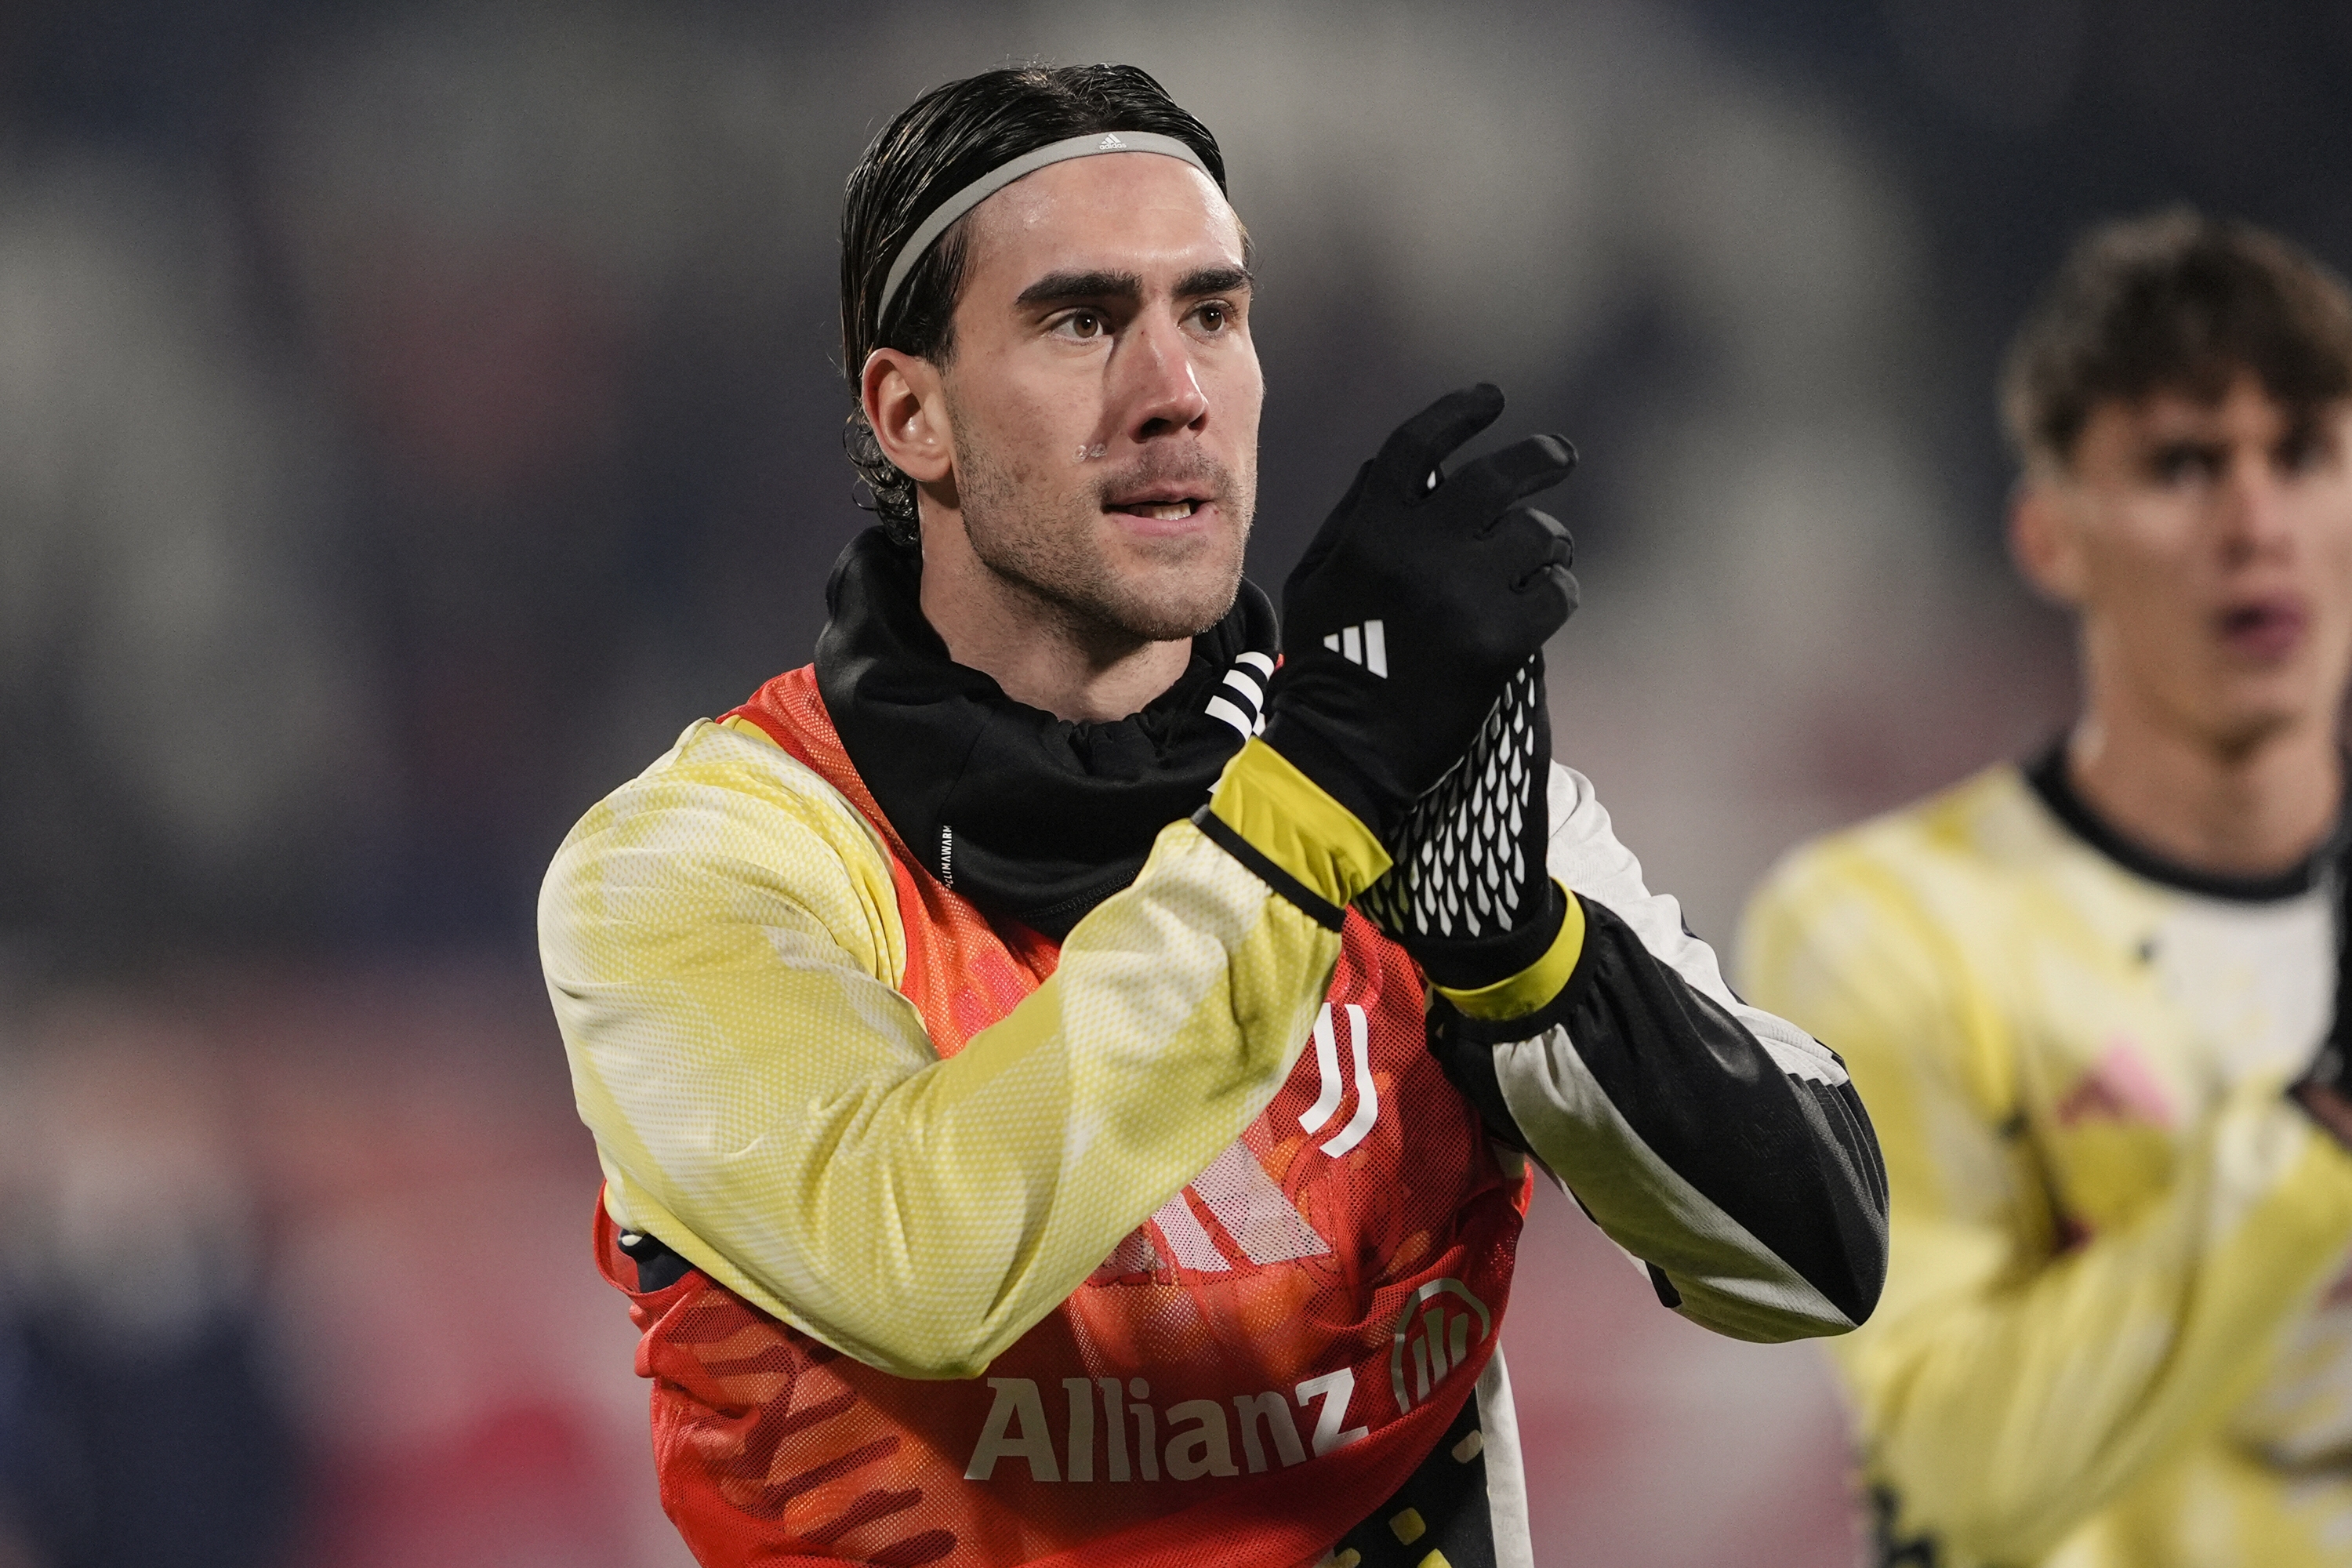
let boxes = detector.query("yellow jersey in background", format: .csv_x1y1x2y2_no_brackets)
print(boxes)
1740,752,2352,1568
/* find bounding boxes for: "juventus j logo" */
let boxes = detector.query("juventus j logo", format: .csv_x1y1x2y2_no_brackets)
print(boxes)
1301,1003,1378,1157
1092,1004,1379,1283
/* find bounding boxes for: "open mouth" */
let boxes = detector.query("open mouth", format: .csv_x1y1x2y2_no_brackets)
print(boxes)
2216,598,2307,660
1109,499,1203,521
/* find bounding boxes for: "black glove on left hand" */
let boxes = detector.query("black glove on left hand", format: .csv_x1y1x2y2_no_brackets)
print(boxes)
1358,653,1569,990
1261,385,1577,844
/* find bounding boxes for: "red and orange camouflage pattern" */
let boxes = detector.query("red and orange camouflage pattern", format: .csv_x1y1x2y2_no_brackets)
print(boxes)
586,667,1529,1566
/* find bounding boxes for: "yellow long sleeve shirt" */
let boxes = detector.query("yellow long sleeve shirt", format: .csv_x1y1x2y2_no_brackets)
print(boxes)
1740,758,2352,1567
543,711,1884,1383
540,720,1389,1379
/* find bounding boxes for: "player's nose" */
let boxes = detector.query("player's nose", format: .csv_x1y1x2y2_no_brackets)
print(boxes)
1116,313,1209,441
2218,459,2296,563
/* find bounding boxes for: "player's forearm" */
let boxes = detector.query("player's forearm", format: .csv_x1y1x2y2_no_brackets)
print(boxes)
1432,893,1889,1341
550,735,1383,1379
1847,1084,2352,1563
617,827,1338,1375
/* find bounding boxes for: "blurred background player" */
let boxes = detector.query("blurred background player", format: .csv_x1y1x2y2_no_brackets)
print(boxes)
1740,209,2352,1566
543,64,1886,1567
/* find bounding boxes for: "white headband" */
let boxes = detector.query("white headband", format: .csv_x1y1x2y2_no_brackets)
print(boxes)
873,130,1216,332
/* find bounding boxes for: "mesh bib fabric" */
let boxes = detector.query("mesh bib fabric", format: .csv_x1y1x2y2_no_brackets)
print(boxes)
591,666,1528,1567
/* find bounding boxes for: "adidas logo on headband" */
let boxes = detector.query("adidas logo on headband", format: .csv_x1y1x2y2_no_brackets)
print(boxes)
1098,133,1127,150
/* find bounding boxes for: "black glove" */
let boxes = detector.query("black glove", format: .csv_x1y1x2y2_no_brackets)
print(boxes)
1357,653,1566,989
1261,385,1577,843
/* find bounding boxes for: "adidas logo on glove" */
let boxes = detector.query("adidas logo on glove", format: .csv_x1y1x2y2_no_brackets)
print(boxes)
1321,620,1387,677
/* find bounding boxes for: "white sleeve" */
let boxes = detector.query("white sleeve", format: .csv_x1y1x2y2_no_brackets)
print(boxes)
1425,764,1890,1343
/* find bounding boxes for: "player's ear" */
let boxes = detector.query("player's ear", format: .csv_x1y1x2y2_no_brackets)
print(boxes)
2009,472,2087,607
862,349,954,486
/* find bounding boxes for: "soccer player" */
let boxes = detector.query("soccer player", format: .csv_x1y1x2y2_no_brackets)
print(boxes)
1740,209,2352,1567
543,64,1886,1567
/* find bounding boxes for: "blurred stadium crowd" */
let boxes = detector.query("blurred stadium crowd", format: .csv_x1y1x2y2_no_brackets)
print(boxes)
3,2,2350,1563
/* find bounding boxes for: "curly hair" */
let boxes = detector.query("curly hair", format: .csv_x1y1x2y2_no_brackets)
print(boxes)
838,64,1228,544
2002,208,2352,469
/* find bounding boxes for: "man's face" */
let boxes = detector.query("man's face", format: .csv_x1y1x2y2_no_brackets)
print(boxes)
2022,376,2352,752
932,152,1259,644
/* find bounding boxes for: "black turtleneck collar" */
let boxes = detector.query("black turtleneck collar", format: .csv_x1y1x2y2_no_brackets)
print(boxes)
815,527,1279,941
2023,739,2339,904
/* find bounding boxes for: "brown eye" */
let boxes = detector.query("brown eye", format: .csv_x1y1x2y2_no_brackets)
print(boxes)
2151,443,2219,485
1064,310,1105,339
2278,422,2339,477
1195,303,1228,332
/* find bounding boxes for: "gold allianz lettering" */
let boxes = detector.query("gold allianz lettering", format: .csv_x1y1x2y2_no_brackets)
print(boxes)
1231,1389,1308,1473
964,1378,1060,1482
1131,1381,1160,1482
1294,1367,1370,1456
1061,1377,1094,1483
967,1374,1331,1484
1163,1400,1239,1480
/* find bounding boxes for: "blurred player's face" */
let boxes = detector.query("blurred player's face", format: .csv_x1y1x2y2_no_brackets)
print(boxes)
929,154,1259,644
2016,376,2352,753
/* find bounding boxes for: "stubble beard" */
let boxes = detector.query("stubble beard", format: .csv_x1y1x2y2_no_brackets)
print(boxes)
949,420,1253,652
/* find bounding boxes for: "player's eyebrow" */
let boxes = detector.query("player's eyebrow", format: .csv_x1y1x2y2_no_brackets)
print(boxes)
1015,269,1143,309
1013,264,1254,311
1174,263,1252,299
2278,405,2332,453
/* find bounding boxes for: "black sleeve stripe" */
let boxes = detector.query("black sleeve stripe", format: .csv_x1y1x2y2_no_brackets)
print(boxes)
1428,1007,1535,1156
1646,1262,1682,1309
1189,804,1347,932
1434,895,1889,1326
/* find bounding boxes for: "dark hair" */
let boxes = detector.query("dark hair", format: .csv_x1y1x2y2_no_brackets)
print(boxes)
2001,207,2352,468
839,64,1229,543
